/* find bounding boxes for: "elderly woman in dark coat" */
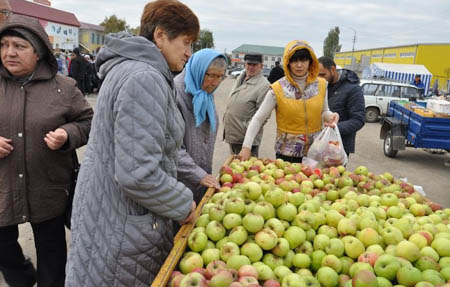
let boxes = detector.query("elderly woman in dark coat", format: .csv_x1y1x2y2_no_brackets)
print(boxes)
175,48,227,204
0,15,93,286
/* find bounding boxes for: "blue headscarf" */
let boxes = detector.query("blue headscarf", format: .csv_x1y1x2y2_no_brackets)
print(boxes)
184,48,225,132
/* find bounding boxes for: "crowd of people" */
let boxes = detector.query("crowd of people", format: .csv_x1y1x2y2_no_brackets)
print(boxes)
0,0,366,286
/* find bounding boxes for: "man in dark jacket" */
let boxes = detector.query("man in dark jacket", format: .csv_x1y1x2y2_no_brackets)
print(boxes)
318,56,365,156
70,47,87,94
267,61,284,84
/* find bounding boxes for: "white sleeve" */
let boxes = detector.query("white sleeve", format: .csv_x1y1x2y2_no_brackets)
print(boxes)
243,90,277,148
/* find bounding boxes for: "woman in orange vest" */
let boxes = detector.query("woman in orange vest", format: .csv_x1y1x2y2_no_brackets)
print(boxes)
239,40,339,163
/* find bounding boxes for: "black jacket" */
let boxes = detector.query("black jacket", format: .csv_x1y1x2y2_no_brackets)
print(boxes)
268,65,284,84
327,69,365,154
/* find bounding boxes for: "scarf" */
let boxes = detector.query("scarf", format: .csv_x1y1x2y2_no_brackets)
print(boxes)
184,48,225,131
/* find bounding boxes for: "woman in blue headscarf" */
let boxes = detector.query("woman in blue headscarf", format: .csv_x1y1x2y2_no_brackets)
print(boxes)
175,48,227,204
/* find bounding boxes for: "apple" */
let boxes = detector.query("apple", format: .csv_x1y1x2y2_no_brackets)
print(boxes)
337,218,357,236
310,250,326,272
358,228,380,247
206,221,226,242
253,202,276,220
273,265,292,282
343,236,365,259
322,254,342,273
358,252,379,267
202,248,220,266
179,252,204,274
196,214,210,228
209,269,234,287
223,213,243,230
276,203,297,222
349,262,374,278
414,256,440,271
227,255,251,270
431,237,450,257
238,264,258,278
247,182,263,200
255,228,278,250
283,226,306,249
288,192,305,206
396,266,422,287
179,272,207,287
229,282,244,287
352,270,377,287
220,242,240,262
240,242,263,263
188,231,208,252
340,256,354,275
292,253,311,268
262,279,281,287
281,273,304,287
225,197,246,214
376,276,392,287
381,226,403,245
271,237,290,257
265,188,286,208
209,205,226,222
205,260,227,279
238,275,259,286
440,266,450,281
253,262,275,281
262,253,284,270
421,269,445,286
374,254,401,281
396,240,420,262
316,266,339,287
264,218,286,237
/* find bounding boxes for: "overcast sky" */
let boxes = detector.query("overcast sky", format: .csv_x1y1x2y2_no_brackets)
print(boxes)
51,0,450,56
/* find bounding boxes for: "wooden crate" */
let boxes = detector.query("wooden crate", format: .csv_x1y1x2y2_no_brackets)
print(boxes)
151,155,234,287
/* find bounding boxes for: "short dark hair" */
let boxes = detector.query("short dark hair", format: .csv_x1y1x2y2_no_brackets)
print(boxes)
415,75,421,78
289,48,312,63
275,61,280,65
140,0,199,43
318,56,336,70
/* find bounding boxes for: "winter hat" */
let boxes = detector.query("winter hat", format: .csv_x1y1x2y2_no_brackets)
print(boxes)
1,27,46,59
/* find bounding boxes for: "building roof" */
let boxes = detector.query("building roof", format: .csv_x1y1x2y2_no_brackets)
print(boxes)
232,44,284,56
10,0,80,27
80,22,105,32
336,43,450,54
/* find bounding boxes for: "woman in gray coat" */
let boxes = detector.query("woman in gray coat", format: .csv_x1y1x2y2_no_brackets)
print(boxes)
65,1,200,286
175,49,227,204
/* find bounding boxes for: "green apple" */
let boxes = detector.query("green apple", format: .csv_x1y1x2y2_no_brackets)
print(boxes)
325,238,345,257
188,231,208,252
421,269,445,286
277,203,297,222
431,237,450,256
283,226,306,249
272,237,290,257
196,214,210,227
220,241,240,262
352,270,377,287
374,254,401,281
343,236,365,259
414,255,440,271
209,205,226,222
340,256,354,275
179,252,203,274
381,226,403,245
255,228,278,250
201,248,220,265
358,228,380,247
441,266,450,281
338,218,357,236
264,217,286,237
262,253,284,270
376,276,393,287
274,265,292,282
246,181,262,200
253,201,276,220
313,234,330,251
396,266,422,287
321,254,342,273
311,250,326,272
226,254,251,270
316,266,339,287
349,262,373,278
396,240,420,262
222,213,242,230
281,273,303,287
240,242,263,263
292,253,311,269
242,213,264,233
228,226,248,246
205,221,226,242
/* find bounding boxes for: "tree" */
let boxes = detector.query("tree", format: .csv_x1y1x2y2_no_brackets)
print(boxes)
323,27,342,59
192,29,214,52
100,14,128,34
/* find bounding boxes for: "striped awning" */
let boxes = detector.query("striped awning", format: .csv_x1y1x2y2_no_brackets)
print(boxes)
362,63,432,94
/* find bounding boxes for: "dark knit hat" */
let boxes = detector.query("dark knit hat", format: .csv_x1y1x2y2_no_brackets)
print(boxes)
1,27,46,59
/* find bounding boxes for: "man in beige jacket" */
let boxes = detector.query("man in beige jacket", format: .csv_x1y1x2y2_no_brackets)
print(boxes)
223,53,270,157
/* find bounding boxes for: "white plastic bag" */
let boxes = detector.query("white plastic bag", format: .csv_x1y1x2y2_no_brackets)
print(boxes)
303,126,348,167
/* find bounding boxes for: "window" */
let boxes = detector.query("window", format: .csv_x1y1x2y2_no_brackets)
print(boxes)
278,57,281,62
362,84,379,96
384,53,396,58
264,56,268,61
96,34,100,44
235,54,239,58
91,33,95,43
400,52,415,58
102,35,105,44
271,57,275,61
401,86,419,98
372,54,382,58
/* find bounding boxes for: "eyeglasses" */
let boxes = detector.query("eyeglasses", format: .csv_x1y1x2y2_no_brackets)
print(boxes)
0,10,12,17
205,72,225,80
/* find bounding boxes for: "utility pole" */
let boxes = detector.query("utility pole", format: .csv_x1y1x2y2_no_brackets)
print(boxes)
349,27,357,70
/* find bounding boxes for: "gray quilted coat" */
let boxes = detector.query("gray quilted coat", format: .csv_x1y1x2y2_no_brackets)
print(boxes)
65,32,193,287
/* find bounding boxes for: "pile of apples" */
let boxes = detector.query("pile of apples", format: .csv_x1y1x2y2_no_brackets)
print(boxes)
170,157,450,287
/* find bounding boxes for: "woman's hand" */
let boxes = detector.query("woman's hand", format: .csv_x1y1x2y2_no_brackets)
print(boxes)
200,174,220,190
180,201,196,225
44,128,68,150
324,112,339,128
0,136,13,158
239,147,251,161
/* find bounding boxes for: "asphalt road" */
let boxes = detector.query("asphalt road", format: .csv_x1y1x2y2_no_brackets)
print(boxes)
1,76,449,286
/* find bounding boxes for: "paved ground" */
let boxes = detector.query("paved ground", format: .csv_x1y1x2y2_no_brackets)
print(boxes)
1,76,449,286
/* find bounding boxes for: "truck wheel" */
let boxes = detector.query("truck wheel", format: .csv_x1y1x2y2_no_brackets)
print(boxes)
384,130,398,158
365,107,379,123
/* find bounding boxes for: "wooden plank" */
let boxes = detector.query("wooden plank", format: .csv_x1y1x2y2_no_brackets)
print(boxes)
151,155,235,287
